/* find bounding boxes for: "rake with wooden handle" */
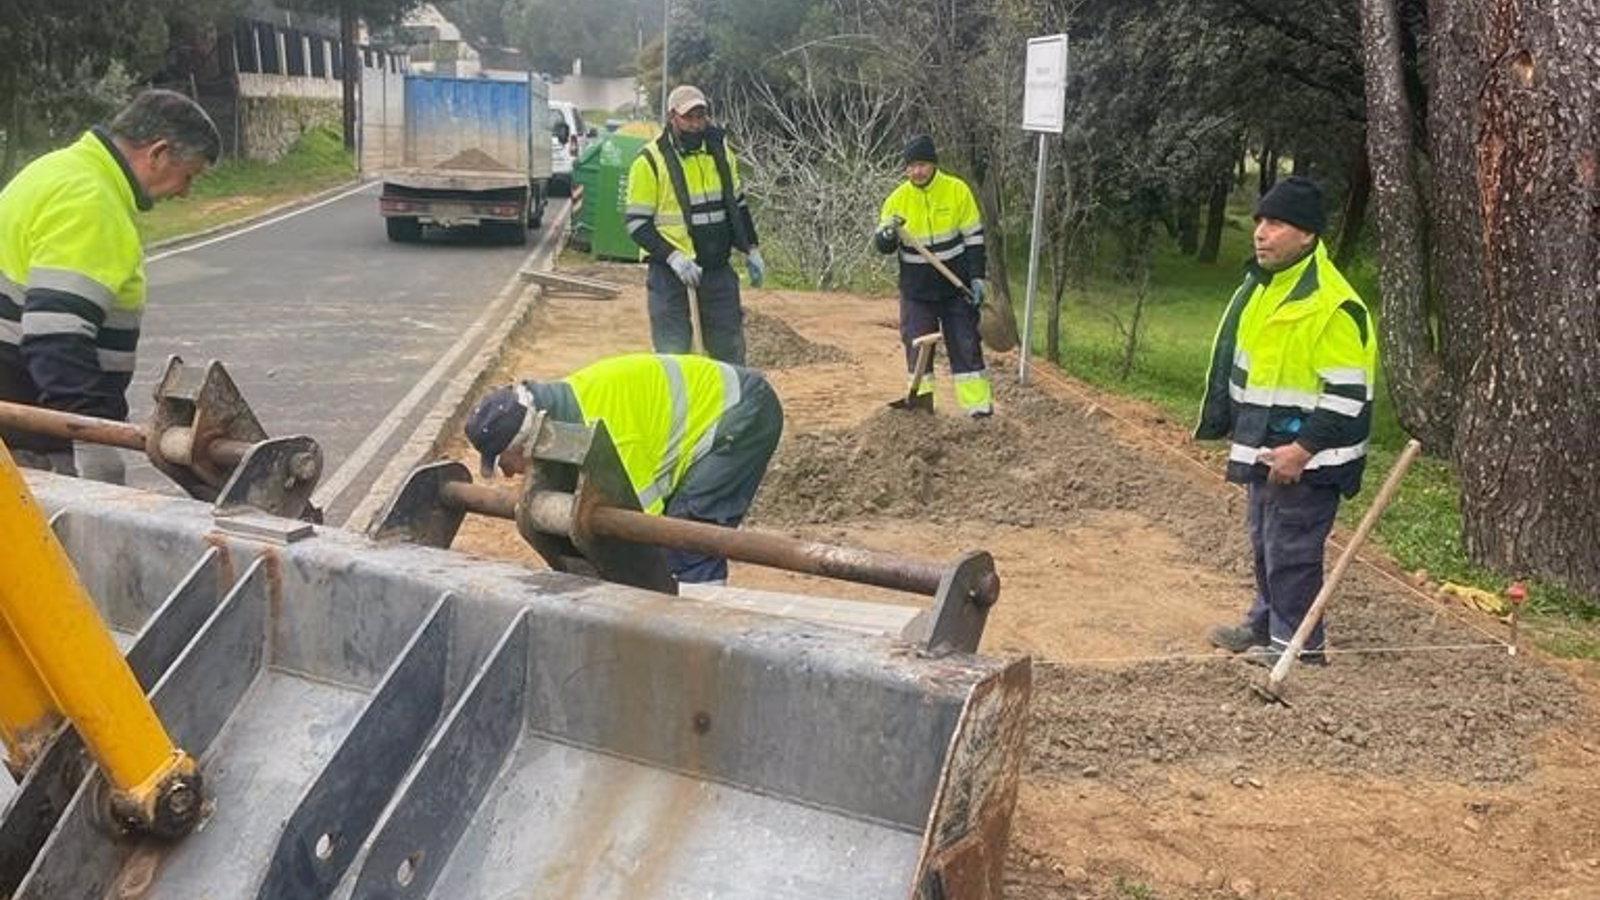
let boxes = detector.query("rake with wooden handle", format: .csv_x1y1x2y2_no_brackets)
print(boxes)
1253,438,1424,705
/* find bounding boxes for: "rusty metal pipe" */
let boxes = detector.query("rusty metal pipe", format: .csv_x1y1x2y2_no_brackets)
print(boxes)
438,481,966,599
591,505,949,596
0,401,249,469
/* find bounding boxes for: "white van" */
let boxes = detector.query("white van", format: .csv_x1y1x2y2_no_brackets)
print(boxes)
548,101,592,195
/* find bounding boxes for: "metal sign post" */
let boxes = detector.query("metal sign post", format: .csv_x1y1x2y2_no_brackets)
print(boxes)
1019,34,1068,385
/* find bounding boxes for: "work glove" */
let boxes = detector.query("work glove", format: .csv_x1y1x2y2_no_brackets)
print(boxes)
875,215,906,247
667,250,703,288
746,247,766,288
968,278,988,309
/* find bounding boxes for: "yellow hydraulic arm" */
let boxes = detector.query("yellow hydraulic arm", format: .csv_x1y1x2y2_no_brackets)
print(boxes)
0,440,202,838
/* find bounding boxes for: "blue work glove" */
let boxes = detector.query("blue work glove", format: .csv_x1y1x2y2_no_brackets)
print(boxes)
667,250,703,288
746,247,765,287
969,278,987,309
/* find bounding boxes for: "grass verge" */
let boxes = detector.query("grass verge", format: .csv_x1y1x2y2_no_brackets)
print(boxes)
137,126,355,245
1008,205,1599,658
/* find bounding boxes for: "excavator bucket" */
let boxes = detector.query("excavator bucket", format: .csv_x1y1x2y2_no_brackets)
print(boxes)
2,471,1030,899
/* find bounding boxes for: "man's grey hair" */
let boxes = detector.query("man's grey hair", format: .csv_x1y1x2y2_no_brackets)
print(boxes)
108,90,223,165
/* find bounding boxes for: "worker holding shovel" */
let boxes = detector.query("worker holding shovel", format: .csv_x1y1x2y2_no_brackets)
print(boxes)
873,135,993,417
1195,177,1379,668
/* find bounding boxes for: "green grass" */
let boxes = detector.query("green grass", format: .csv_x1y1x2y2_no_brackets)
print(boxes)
1007,204,1599,658
137,126,355,245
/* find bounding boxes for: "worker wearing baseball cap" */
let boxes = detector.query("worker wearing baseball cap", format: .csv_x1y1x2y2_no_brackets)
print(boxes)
624,85,764,364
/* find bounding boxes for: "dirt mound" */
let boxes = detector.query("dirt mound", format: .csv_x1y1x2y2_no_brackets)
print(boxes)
744,310,852,370
1027,584,1586,785
752,369,1255,574
436,147,513,171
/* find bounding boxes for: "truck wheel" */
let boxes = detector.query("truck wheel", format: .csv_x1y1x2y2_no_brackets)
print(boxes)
386,217,422,243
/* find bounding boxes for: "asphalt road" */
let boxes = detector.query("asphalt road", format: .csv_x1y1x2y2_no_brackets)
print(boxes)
126,182,566,522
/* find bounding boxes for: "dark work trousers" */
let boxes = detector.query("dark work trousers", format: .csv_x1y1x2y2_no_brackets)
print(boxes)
900,293,984,381
663,371,784,583
1243,480,1341,656
647,260,746,365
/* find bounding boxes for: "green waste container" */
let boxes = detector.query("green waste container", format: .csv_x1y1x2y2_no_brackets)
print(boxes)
573,133,648,262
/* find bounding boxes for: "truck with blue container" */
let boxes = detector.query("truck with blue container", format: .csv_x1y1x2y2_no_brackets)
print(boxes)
378,73,553,245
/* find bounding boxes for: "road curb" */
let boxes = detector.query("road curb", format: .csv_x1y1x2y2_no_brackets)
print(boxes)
341,202,573,532
145,177,368,253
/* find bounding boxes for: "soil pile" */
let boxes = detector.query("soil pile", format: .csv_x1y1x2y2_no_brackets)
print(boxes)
744,310,852,370
1028,642,1581,784
752,369,1255,575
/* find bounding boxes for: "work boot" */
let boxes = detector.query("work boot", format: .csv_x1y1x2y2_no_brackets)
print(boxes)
969,407,993,419
1208,623,1261,653
1240,645,1327,668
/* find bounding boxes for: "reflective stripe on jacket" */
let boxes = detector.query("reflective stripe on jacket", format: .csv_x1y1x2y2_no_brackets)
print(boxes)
565,353,744,514
0,129,147,431
875,169,985,303
1195,241,1377,497
625,130,756,270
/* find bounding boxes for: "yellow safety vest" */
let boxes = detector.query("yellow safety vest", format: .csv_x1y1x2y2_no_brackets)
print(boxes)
1196,241,1378,495
566,354,743,514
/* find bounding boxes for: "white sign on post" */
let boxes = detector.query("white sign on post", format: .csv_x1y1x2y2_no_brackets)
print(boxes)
1019,34,1068,386
1023,34,1069,135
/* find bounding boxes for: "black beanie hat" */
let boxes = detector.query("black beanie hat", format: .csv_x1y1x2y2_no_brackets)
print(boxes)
1254,176,1326,235
903,134,937,165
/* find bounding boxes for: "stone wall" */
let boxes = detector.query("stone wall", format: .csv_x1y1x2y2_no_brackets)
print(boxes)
237,73,343,161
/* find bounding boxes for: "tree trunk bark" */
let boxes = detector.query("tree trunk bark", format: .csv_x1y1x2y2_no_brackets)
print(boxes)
1,81,21,183
1199,172,1230,264
1258,144,1278,195
1453,0,1600,600
340,6,359,152
1359,0,1455,451
1332,151,1371,266
1176,194,1201,256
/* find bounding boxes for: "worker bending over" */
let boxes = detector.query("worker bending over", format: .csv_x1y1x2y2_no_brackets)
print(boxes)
466,353,783,584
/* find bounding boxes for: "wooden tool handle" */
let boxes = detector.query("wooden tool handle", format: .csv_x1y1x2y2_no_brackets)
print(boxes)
896,227,972,297
1267,439,1424,687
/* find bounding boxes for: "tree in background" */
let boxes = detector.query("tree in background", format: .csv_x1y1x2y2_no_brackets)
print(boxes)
279,0,426,150
505,0,651,77
1362,0,1600,600
0,0,190,179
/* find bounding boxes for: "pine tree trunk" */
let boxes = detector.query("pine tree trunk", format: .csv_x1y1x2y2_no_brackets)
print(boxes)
1332,152,1370,266
1199,172,1230,264
1453,0,1600,600
1175,195,1201,256
1359,0,1456,451
340,7,359,152
1258,144,1278,195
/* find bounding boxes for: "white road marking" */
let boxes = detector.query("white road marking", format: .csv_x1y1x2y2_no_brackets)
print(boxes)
312,200,572,519
146,182,377,264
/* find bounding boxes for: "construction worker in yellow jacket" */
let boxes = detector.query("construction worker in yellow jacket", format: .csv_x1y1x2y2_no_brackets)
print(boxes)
0,90,220,483
873,135,991,416
465,353,783,584
625,85,764,364
1196,177,1378,667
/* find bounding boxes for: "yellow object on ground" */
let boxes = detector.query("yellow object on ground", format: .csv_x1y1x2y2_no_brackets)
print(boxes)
0,440,200,836
1439,581,1509,616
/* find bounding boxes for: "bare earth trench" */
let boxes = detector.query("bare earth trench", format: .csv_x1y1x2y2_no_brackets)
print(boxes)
441,261,1600,900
